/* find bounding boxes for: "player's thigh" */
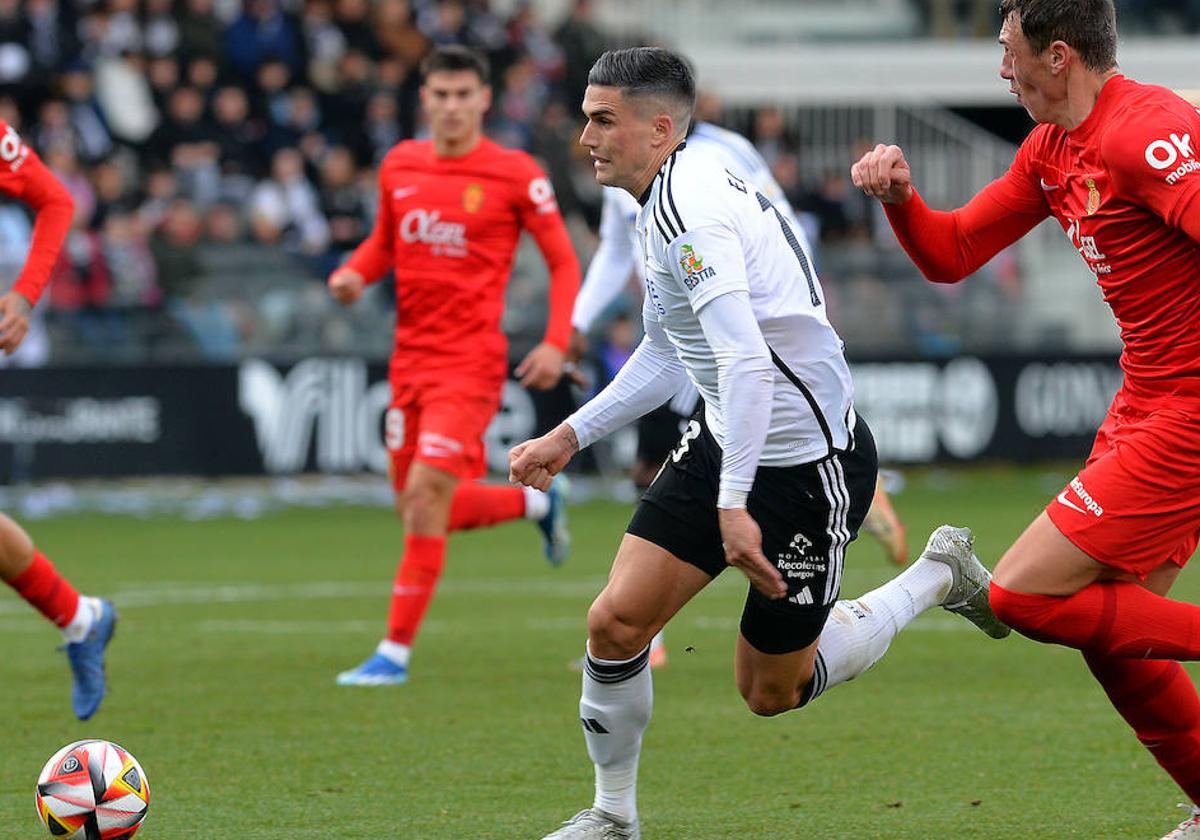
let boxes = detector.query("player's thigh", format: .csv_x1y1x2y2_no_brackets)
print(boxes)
588,534,712,659
412,389,499,480
998,406,1200,595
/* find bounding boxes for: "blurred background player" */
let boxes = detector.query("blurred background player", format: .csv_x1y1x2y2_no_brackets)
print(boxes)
327,45,581,687
0,119,117,721
852,1,1200,836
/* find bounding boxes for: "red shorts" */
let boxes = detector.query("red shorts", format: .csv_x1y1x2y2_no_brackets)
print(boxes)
385,379,501,489
1046,391,1200,576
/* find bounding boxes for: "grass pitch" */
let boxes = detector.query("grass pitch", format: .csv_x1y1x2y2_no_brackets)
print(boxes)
2,465,1196,839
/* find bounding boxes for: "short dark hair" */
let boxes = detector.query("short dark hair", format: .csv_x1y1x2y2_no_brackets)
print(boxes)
420,45,490,85
587,47,696,127
999,0,1117,72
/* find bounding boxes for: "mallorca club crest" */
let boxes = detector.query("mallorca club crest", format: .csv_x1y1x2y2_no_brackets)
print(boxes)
462,183,485,213
679,243,716,289
1085,178,1102,216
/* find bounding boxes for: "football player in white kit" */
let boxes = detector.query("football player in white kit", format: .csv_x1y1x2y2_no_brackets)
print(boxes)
510,48,1009,840
572,122,910,569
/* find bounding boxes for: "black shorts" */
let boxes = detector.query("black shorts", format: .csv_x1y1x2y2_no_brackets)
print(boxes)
635,402,690,467
627,410,878,655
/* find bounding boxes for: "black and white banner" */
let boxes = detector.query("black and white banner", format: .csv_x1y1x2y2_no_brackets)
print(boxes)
0,354,1121,480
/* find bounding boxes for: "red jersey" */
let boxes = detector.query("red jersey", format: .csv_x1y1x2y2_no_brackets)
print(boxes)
0,120,74,306
346,137,580,385
886,76,1200,404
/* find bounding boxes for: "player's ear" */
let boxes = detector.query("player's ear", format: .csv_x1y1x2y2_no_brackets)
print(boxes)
1048,39,1071,74
481,84,493,112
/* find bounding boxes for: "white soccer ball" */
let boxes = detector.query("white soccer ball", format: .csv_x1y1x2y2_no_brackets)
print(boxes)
35,740,150,839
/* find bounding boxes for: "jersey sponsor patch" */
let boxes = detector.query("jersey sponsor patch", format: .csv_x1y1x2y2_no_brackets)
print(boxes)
0,124,28,172
1144,132,1199,184
678,243,716,290
528,176,557,214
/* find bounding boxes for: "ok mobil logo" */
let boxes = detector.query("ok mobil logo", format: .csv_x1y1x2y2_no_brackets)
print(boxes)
1057,477,1104,517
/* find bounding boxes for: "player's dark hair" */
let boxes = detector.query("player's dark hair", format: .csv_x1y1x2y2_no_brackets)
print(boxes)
420,45,490,85
999,0,1117,72
587,47,696,128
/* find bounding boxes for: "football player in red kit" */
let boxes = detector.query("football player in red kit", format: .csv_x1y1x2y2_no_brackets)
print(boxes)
0,120,117,720
853,1,1200,836
327,45,581,685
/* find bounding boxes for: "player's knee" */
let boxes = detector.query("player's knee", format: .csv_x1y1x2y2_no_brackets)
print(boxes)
740,685,798,718
586,600,653,660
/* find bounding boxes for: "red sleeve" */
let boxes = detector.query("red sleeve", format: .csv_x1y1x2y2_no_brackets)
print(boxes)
1103,99,1200,232
344,161,396,283
0,124,75,306
883,145,1048,284
514,157,580,351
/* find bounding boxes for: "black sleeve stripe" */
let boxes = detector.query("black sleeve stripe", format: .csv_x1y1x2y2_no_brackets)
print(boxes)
663,153,688,235
654,175,679,240
651,206,673,243
767,345,834,456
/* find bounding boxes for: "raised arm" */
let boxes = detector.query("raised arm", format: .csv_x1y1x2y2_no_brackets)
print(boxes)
852,142,1048,283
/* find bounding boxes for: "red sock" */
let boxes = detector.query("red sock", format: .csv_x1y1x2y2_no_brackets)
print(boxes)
386,535,447,646
1086,652,1200,804
7,551,80,628
989,580,1200,659
447,483,526,532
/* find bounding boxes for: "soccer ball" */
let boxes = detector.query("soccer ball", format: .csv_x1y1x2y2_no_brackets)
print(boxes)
35,740,150,839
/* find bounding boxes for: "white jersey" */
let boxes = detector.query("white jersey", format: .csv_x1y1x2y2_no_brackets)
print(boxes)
636,142,853,467
571,121,812,334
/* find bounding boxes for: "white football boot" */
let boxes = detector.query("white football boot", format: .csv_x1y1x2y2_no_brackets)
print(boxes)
1162,805,1200,839
541,809,641,840
920,525,1011,639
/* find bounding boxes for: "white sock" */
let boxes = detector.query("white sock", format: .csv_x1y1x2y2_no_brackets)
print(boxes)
523,487,549,520
376,639,411,667
580,644,653,825
61,596,98,644
806,557,953,704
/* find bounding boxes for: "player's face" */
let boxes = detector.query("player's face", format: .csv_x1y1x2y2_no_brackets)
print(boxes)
579,85,658,191
999,14,1061,123
421,70,491,144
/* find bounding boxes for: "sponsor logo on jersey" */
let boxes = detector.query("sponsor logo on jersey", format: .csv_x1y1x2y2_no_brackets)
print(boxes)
1085,178,1101,216
461,182,485,213
1057,476,1103,517
1144,132,1197,184
392,186,419,200
1039,178,1060,192
528,176,558,214
1066,218,1111,275
399,208,468,257
678,243,716,290
0,124,29,172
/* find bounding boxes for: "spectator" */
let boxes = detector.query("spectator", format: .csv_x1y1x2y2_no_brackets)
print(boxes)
248,147,329,258
225,0,303,79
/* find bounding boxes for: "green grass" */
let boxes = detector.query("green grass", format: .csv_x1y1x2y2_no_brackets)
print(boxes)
2,465,1198,839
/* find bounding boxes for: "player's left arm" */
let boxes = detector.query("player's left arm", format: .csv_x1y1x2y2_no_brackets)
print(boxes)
1105,102,1200,240
669,223,785,599
0,126,74,353
514,159,582,390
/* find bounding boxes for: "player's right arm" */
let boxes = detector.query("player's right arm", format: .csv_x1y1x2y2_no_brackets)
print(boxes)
0,122,74,354
851,142,1048,283
328,157,399,306
509,299,689,490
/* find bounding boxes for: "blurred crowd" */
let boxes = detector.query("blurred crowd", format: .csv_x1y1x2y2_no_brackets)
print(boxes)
0,0,627,363
0,0,1171,366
